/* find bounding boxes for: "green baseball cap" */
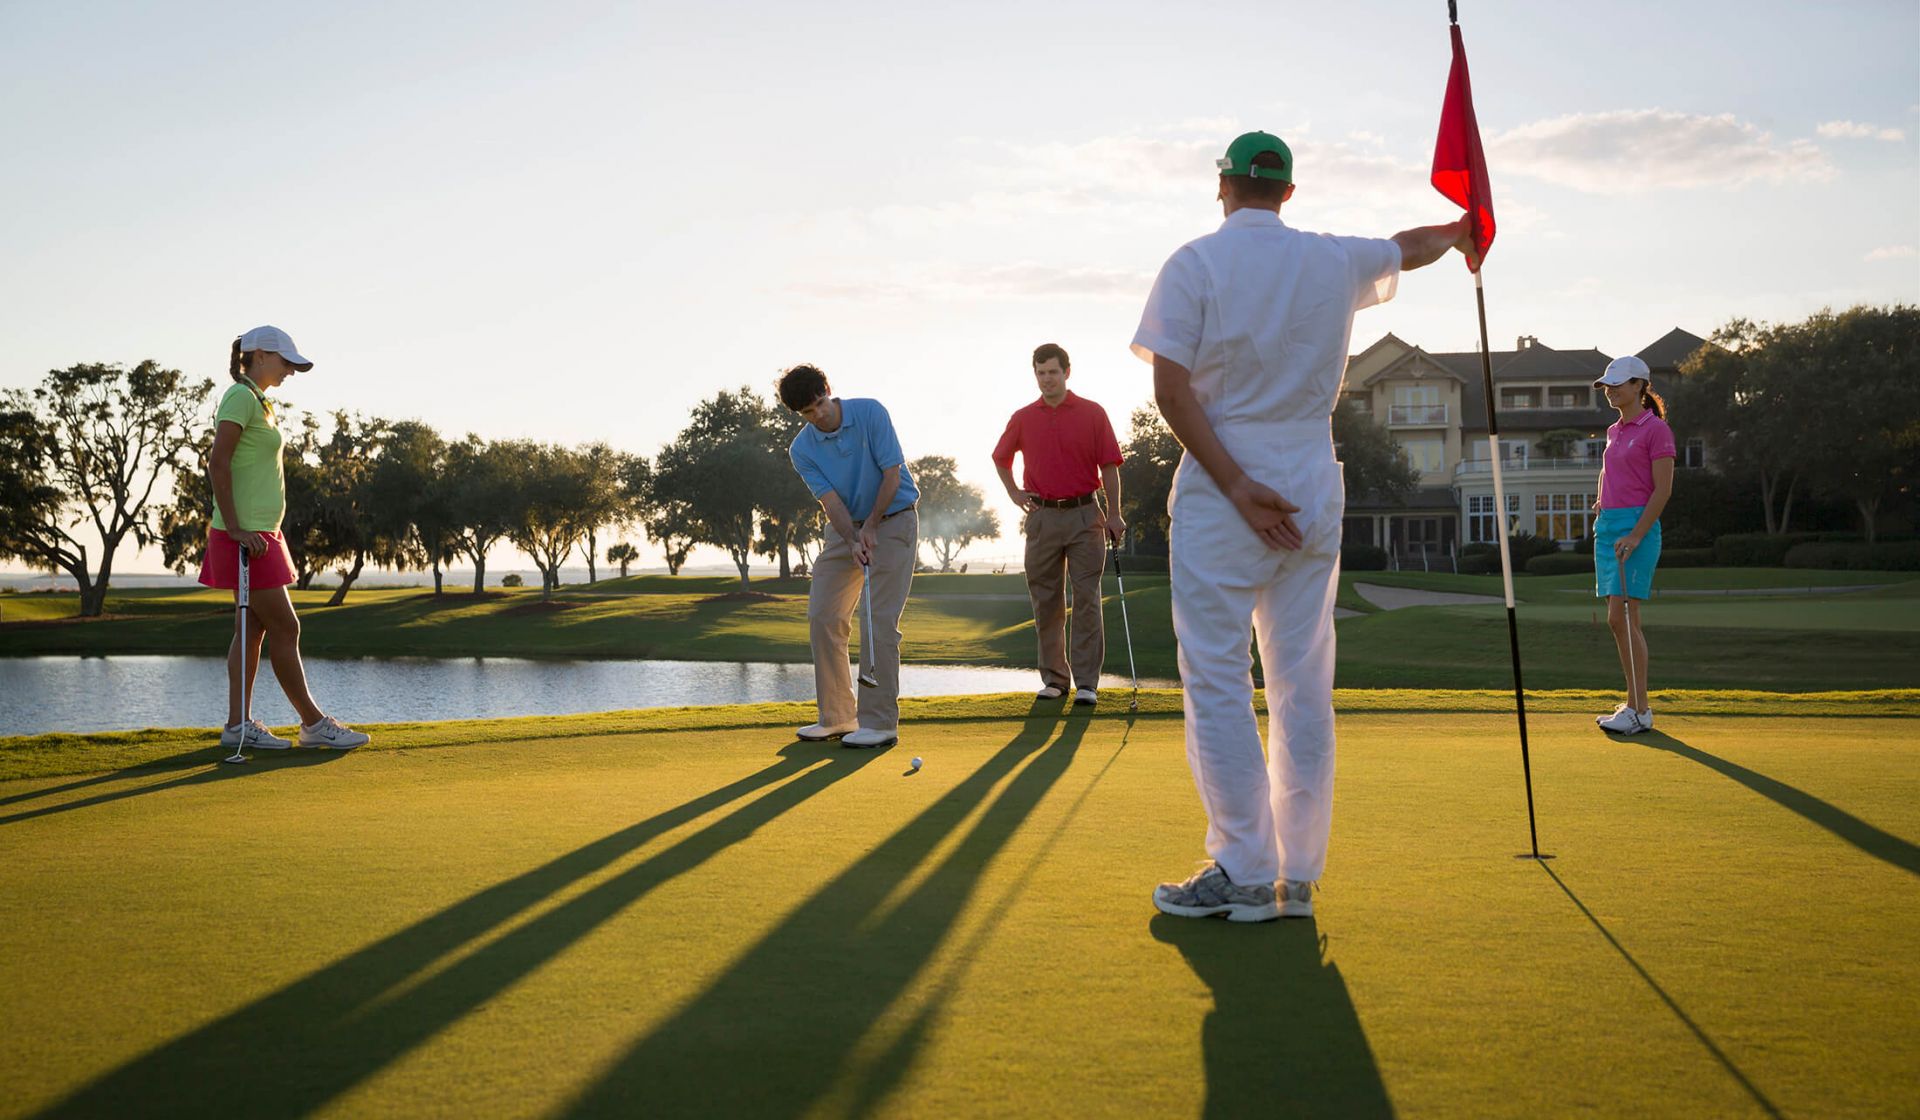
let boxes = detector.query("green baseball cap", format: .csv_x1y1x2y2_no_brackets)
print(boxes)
1216,130,1293,182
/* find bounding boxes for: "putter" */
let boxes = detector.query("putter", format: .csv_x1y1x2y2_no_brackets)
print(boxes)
1109,544,1139,712
857,558,878,688
221,543,252,764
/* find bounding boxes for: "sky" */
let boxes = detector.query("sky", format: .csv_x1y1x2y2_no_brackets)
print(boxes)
3,0,1916,576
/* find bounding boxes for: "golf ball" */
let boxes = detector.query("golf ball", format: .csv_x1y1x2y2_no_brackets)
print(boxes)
910,757,923,770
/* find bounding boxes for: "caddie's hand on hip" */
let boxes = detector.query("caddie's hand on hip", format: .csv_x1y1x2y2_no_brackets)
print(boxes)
235,530,269,557
1008,488,1037,512
1228,475,1303,551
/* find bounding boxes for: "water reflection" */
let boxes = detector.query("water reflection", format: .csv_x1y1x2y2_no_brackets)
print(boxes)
0,656,1155,737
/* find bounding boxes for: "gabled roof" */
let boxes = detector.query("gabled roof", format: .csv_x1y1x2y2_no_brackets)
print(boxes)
1635,327,1709,371
1356,342,1472,387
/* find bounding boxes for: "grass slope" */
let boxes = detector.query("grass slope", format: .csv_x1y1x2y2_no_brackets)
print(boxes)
0,704,1914,1118
4,570,1918,692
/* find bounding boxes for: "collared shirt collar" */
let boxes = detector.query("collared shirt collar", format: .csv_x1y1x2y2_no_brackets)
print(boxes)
1621,408,1655,428
816,398,856,439
1221,207,1286,231
1035,390,1078,411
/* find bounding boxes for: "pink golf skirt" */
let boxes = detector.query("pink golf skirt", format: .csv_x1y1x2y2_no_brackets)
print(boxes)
197,528,297,591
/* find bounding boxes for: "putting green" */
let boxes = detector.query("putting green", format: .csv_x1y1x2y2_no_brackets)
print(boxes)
1,700,1914,1118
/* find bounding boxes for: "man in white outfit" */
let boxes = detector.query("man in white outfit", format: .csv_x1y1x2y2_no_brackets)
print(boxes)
1135,131,1472,921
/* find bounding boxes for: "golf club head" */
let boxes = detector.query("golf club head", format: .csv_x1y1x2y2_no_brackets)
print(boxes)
858,673,878,688
220,753,249,765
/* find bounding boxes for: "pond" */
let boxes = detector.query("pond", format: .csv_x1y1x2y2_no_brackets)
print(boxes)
0,656,1162,737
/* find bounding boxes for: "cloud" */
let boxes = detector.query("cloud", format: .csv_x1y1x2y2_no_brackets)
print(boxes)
1818,120,1906,141
1864,245,1917,261
1487,109,1835,192
790,262,1155,304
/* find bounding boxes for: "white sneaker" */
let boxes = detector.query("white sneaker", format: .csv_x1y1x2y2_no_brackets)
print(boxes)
220,720,291,750
1073,688,1098,706
1637,709,1654,731
1595,703,1632,726
1279,880,1315,919
1036,685,1064,700
1598,707,1643,734
841,727,898,749
298,716,370,750
796,721,858,741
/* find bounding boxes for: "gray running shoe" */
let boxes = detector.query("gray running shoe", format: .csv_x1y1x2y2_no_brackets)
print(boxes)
220,720,291,750
1152,861,1279,922
1280,879,1315,918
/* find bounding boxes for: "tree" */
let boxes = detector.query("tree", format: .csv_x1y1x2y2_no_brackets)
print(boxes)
365,420,447,591
1119,407,1179,555
1332,404,1420,507
1674,319,1810,534
570,442,630,584
289,412,393,607
606,541,639,577
0,407,68,578
0,361,213,616
909,455,999,571
276,414,328,589
505,441,594,599
1791,305,1920,543
444,435,520,592
654,388,787,587
754,405,823,578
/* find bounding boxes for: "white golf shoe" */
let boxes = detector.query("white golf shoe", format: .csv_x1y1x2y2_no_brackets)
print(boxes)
220,720,291,750
1036,685,1065,700
796,721,858,741
1279,880,1315,919
1637,709,1654,731
1073,688,1098,706
841,727,898,749
298,716,370,750
1598,707,1645,734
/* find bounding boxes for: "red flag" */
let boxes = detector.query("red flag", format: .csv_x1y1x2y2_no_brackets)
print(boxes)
1432,23,1495,269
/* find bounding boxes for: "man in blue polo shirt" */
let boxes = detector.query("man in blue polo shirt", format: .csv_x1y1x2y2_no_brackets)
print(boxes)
779,363,920,748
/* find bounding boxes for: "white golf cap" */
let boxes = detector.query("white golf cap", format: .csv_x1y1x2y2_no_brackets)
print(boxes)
237,325,314,371
1593,354,1649,388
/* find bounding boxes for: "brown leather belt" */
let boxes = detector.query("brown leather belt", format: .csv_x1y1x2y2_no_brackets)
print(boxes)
1033,493,1096,509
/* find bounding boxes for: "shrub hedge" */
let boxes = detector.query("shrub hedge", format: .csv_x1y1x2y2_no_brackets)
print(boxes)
1781,541,1920,571
1525,552,1595,576
1341,544,1389,572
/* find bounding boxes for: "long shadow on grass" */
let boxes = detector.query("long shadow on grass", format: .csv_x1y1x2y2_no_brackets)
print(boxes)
0,751,343,827
1539,863,1783,1119
0,748,243,809
1151,916,1394,1118
1639,730,1919,877
32,740,876,1120
557,711,1085,1118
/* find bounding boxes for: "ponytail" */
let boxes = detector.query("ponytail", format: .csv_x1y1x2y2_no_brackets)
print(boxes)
229,338,251,383
1640,383,1666,420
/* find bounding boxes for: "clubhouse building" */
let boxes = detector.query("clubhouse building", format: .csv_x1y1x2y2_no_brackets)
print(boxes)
1339,328,1708,566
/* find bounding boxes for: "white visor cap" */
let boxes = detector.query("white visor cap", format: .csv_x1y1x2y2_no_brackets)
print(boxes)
1593,354,1649,388
238,325,313,371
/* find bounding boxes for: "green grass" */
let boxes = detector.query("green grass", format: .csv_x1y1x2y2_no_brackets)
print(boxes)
1,699,1914,1118
5,570,1917,691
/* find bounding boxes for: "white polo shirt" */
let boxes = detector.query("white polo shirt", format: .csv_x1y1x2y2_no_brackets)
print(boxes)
1131,208,1400,430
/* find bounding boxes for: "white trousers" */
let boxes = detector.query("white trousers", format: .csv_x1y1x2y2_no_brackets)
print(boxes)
1169,427,1344,885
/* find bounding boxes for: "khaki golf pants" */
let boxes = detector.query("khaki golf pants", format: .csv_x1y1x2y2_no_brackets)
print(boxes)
1023,502,1107,692
810,509,917,731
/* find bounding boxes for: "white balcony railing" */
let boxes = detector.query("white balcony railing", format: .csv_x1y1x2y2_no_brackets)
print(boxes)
1387,403,1449,425
1455,455,1604,477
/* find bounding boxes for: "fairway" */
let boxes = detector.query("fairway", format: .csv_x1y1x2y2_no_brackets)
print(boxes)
2,701,1915,1118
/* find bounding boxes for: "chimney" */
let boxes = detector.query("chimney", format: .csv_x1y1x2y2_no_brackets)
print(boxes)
1515,335,1537,350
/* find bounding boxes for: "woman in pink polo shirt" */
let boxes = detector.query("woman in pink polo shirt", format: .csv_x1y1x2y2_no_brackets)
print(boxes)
1590,355,1675,734
198,326,369,752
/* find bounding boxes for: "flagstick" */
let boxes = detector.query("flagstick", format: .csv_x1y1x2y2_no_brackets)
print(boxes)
1474,266,1545,860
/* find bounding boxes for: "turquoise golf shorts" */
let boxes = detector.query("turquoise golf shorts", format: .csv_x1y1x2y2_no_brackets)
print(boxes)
1594,506,1661,600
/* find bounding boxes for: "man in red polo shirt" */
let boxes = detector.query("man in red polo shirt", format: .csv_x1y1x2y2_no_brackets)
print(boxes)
992,342,1126,704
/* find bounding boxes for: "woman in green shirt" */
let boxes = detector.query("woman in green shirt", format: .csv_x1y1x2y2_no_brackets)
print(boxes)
198,326,369,751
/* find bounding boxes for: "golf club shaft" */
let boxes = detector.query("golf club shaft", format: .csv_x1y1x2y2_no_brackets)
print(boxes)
1111,546,1138,695
859,557,878,686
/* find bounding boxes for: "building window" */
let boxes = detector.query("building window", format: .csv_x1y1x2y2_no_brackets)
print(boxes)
1342,391,1371,416
1547,386,1586,408
1583,438,1607,462
1500,387,1540,410
1534,492,1595,543
1402,437,1445,474
1682,438,1706,468
1467,494,1520,542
